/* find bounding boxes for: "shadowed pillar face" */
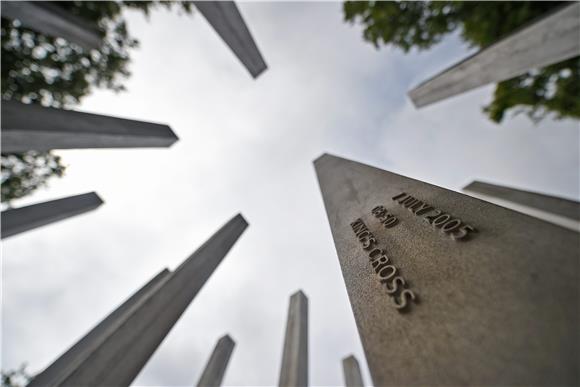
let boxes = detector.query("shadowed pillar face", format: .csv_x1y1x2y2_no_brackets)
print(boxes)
314,153,578,386
196,335,236,387
1,192,104,239
278,290,308,387
1,100,178,152
27,214,248,387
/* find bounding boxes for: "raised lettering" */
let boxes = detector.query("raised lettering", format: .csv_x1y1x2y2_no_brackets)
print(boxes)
382,217,399,228
433,214,451,227
393,289,417,310
385,276,406,295
442,219,462,232
403,198,420,208
362,237,377,250
357,230,370,240
407,200,423,211
352,217,417,312
372,255,390,269
378,265,397,283
453,224,477,240
392,192,407,201
368,248,384,260
414,203,433,215
424,210,442,223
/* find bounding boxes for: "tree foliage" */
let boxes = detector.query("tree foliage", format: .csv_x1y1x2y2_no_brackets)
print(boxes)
1,365,31,387
343,1,580,123
1,1,193,204
1,152,66,203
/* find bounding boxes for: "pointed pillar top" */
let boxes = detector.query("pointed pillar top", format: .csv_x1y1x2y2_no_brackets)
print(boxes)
342,354,357,362
291,289,308,300
217,334,235,346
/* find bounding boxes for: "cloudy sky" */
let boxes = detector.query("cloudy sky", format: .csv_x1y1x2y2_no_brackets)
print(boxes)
3,2,579,386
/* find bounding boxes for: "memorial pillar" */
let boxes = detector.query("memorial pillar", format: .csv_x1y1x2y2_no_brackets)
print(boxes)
314,153,578,385
28,214,248,387
342,355,364,387
196,335,235,387
2,101,178,152
408,3,580,107
278,290,308,387
194,1,267,78
463,180,580,231
29,269,171,386
0,1,101,50
2,192,103,239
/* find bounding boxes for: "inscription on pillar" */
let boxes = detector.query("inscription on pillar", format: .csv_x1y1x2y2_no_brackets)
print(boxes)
371,205,399,228
392,192,477,241
350,218,417,312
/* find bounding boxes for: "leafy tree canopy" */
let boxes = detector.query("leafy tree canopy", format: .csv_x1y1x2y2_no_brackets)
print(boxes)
1,364,31,387
343,1,580,123
1,1,193,204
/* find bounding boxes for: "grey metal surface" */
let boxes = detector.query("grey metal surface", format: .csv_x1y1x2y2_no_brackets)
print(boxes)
1,100,178,152
464,180,580,222
1,192,103,239
278,290,308,387
30,214,248,387
314,154,579,386
342,355,364,387
196,335,235,387
194,1,267,78
0,1,101,51
28,269,172,387
409,3,580,107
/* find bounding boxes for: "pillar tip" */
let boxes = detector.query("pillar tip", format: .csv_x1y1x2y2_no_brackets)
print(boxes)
234,213,249,227
343,354,358,362
219,334,236,345
313,153,333,166
292,289,308,300
90,192,105,206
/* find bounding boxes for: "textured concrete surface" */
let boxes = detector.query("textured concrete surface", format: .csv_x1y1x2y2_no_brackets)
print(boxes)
194,1,267,78
314,154,579,386
0,1,100,50
2,100,178,152
28,269,171,387
1,192,103,239
409,3,580,107
196,335,236,387
278,290,308,387
342,355,364,387
32,214,248,387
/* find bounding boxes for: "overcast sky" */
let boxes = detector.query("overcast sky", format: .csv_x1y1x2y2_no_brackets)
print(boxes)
3,2,579,386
